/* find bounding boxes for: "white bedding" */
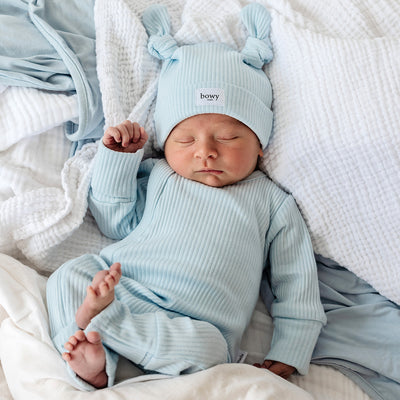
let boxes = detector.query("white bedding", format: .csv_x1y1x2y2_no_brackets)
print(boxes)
262,0,400,305
1,0,399,398
0,87,112,274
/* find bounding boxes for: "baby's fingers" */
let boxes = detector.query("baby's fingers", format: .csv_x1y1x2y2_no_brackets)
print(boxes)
119,120,136,147
104,126,123,145
267,362,296,380
137,126,149,146
118,121,143,147
131,122,143,144
103,120,147,152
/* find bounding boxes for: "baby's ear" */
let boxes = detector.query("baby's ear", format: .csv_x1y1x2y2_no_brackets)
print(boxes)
142,4,179,60
240,3,273,69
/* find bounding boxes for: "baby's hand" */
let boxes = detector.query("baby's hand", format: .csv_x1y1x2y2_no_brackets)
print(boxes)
253,360,296,380
103,120,148,153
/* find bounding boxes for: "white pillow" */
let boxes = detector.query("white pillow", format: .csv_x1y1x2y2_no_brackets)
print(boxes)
261,9,400,304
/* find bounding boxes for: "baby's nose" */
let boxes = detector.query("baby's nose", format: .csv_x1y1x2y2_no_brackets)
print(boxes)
195,140,218,159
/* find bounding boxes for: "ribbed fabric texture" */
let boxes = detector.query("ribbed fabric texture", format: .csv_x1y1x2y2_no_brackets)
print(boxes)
47,142,325,389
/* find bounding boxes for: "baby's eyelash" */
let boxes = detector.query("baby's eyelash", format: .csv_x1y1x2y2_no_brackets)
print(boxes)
175,138,195,144
217,136,238,141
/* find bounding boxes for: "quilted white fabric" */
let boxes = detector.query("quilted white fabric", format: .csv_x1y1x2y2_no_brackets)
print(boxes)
261,1,400,304
0,86,78,152
0,87,113,274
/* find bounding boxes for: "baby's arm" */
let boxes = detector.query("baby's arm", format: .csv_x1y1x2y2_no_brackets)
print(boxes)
261,195,326,376
89,121,151,239
103,120,148,153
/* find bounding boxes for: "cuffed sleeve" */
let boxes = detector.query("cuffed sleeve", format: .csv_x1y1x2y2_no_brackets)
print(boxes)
265,318,322,375
88,141,148,239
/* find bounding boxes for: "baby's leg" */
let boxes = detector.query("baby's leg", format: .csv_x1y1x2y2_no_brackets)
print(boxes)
47,254,121,389
86,305,230,375
76,262,122,329
63,330,107,389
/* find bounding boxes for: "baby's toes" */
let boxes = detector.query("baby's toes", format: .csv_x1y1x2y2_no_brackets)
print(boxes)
74,330,86,341
62,352,72,362
64,337,78,351
67,335,78,347
86,331,102,344
65,330,86,350
64,341,74,352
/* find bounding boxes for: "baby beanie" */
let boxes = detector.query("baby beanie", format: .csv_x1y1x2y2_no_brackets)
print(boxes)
142,3,274,150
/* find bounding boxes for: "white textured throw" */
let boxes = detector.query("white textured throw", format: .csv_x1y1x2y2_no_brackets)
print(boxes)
0,88,93,274
262,1,400,304
95,0,400,304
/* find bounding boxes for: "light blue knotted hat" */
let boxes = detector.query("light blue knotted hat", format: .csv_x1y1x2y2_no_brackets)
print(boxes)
142,3,273,150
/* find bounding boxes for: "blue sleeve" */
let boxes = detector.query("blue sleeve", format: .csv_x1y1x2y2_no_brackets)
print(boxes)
88,141,156,240
262,195,327,375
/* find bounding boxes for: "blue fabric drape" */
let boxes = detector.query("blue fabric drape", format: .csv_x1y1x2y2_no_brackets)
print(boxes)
0,0,104,153
313,255,400,400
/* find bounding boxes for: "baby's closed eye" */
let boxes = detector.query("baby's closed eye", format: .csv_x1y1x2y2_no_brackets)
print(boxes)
216,135,239,142
174,136,195,144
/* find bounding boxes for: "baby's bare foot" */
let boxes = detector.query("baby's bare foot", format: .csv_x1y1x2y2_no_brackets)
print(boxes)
76,263,122,329
63,330,107,389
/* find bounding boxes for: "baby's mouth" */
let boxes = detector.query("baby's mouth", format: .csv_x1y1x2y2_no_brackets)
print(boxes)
197,169,223,174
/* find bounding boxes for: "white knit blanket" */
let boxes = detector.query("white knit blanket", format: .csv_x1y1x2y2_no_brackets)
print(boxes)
0,88,83,270
262,0,400,304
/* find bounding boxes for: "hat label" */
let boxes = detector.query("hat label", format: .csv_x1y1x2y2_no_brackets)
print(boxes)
196,88,225,106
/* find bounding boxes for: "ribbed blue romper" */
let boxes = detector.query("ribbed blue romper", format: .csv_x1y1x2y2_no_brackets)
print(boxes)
47,142,325,389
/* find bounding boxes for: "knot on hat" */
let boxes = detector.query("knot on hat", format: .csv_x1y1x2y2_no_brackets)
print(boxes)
142,4,178,60
148,34,178,60
241,36,273,69
240,3,273,69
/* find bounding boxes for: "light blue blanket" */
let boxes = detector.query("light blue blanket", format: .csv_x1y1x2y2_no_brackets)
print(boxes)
312,255,400,400
0,0,103,152
262,254,400,400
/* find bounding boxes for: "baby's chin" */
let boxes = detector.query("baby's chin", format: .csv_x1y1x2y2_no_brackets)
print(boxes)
184,173,242,188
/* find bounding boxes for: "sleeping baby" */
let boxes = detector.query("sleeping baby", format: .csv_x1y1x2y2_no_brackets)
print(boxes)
46,3,326,390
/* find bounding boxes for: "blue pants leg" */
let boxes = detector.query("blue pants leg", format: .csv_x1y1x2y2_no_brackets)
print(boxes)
46,254,119,390
47,254,229,390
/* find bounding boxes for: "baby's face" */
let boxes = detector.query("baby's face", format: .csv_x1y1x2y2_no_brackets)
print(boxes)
164,114,263,187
